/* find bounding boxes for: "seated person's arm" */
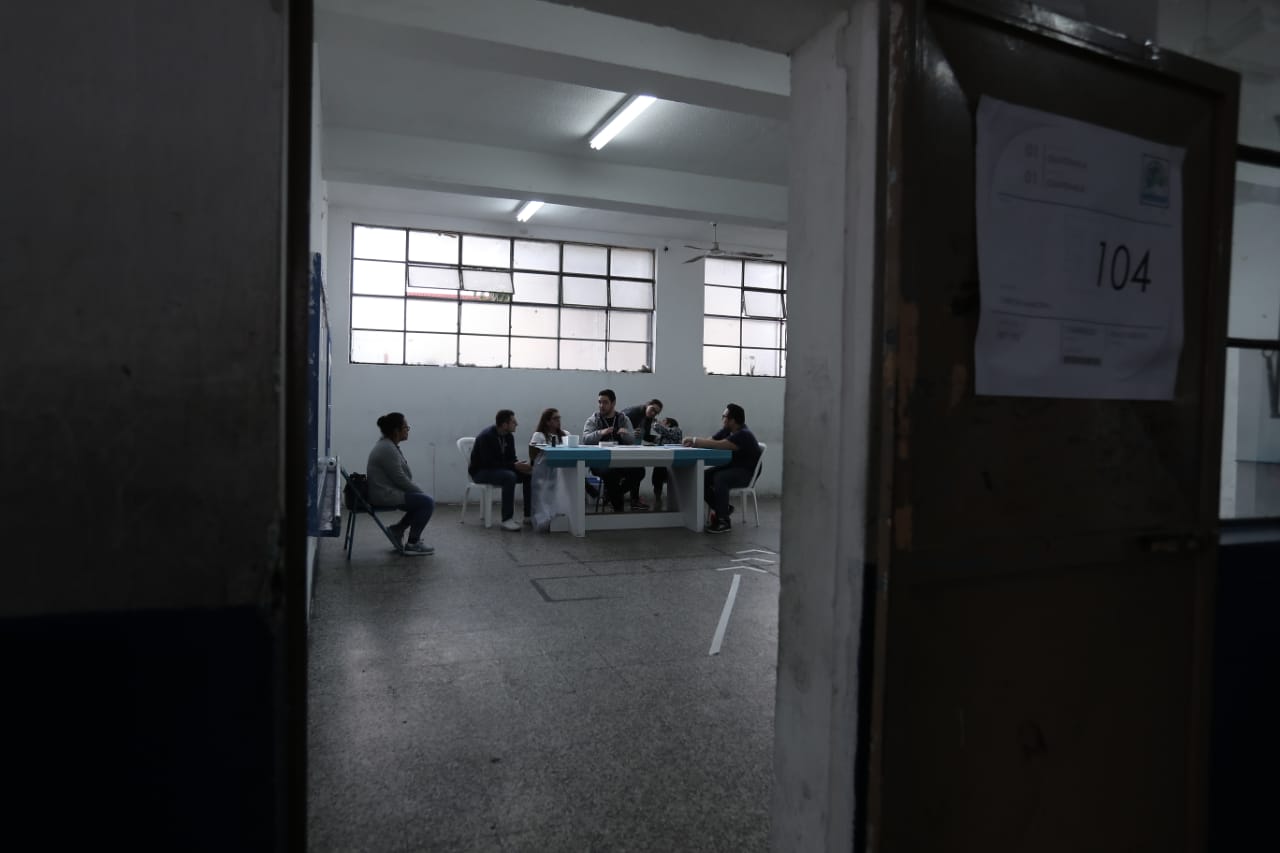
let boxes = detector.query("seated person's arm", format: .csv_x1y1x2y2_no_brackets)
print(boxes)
683,427,736,451
616,414,635,444
582,415,604,444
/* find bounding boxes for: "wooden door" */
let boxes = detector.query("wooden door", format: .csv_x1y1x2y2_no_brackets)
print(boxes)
866,2,1239,850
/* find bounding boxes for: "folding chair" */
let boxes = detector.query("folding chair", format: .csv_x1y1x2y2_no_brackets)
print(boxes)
340,466,405,557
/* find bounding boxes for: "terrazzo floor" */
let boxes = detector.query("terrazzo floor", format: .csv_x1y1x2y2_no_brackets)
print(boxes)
308,496,781,852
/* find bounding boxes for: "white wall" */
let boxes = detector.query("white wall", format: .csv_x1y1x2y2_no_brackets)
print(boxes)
325,197,787,501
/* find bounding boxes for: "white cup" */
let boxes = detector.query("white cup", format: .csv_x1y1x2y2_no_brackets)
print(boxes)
566,434,579,447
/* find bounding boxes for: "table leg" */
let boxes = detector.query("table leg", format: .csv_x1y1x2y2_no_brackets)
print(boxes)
570,460,586,538
673,461,703,532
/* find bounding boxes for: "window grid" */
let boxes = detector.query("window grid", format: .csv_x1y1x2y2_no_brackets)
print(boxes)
350,224,655,372
702,258,787,377
1221,145,1280,524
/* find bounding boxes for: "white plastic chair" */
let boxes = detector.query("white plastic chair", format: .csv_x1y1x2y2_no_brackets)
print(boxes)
729,442,767,526
456,437,496,528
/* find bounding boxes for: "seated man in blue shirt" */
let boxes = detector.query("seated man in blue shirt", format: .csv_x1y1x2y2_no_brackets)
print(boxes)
682,403,761,533
469,409,533,531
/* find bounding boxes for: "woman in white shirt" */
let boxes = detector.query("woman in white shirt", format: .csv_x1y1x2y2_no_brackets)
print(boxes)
528,407,568,464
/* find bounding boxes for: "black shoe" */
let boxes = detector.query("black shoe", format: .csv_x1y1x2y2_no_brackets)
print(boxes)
705,518,731,534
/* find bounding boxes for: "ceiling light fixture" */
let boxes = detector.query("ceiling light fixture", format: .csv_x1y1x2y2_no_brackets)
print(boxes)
515,200,544,222
588,95,657,150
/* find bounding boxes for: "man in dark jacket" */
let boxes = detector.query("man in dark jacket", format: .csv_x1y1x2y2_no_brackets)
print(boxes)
469,409,532,531
620,398,663,510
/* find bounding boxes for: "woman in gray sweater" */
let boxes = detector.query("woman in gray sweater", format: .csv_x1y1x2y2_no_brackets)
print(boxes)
366,412,435,555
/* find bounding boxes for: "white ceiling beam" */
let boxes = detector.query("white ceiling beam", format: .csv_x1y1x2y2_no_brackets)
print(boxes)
324,127,788,227
315,6,789,119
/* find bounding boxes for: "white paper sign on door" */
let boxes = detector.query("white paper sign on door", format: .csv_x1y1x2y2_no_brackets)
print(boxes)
974,96,1184,400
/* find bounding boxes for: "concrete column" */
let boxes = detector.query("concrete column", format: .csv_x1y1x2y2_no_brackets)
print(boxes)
773,2,880,849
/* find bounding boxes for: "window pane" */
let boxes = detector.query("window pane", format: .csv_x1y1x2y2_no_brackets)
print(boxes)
353,226,405,261
611,280,653,309
352,330,404,364
704,285,740,316
405,333,456,366
514,240,560,271
611,248,653,279
512,272,559,304
459,335,508,367
408,231,458,264
704,317,740,346
1220,346,1280,519
352,260,405,296
744,290,784,318
744,261,783,290
561,308,607,339
461,269,513,293
462,235,511,268
406,299,458,333
460,302,509,335
563,244,608,275
560,339,605,371
408,265,459,290
609,310,650,342
742,348,782,377
563,276,608,306
511,337,558,369
608,342,649,372
703,346,739,375
743,319,783,348
512,305,558,338
704,257,741,286
1228,164,1280,340
351,296,404,331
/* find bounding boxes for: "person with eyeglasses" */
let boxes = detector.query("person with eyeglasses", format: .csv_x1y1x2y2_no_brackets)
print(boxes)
682,403,761,534
528,407,568,465
366,412,435,554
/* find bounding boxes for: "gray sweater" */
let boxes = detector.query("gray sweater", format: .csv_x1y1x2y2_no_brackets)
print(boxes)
366,436,421,506
581,410,635,445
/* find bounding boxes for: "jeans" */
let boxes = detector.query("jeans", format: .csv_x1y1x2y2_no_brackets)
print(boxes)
471,468,532,521
398,491,435,541
703,465,752,519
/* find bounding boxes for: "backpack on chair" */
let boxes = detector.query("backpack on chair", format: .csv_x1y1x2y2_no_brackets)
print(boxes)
343,472,370,511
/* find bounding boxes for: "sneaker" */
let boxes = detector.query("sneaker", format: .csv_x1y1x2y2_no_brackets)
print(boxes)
403,540,434,555
630,498,651,511
500,519,521,532
385,522,407,548
705,518,732,534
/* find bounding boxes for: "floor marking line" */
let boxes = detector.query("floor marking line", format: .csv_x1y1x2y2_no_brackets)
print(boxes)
731,557,776,565
735,548,776,555
709,574,742,656
717,565,766,573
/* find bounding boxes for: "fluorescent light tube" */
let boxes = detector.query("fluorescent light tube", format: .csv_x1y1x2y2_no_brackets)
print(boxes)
516,200,544,222
589,95,656,150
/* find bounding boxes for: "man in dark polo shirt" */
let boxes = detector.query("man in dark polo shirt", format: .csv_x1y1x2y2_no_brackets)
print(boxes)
682,402,761,534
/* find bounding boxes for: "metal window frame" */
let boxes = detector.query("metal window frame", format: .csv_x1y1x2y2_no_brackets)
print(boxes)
348,223,656,372
1220,144,1280,528
701,257,788,377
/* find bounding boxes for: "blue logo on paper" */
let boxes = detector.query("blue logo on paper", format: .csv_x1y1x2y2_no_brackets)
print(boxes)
1140,154,1170,208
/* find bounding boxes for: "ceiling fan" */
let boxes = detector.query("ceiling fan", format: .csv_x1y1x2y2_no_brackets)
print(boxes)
683,222,774,264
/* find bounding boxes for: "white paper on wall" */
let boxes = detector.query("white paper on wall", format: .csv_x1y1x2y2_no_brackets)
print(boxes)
974,96,1185,400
